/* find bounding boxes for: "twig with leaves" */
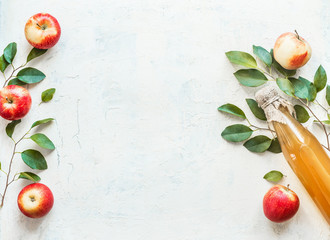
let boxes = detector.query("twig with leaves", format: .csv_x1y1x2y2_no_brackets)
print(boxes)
0,42,56,207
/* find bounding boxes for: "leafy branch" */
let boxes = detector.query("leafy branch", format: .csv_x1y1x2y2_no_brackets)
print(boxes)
221,45,330,153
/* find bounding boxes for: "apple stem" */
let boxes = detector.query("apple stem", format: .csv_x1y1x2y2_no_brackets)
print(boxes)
294,30,300,40
287,184,290,190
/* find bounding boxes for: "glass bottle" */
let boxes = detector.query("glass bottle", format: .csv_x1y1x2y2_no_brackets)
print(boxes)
256,86,330,224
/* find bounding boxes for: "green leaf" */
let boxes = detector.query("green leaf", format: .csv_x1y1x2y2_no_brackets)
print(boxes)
290,77,317,102
263,170,284,182
0,54,9,73
267,138,282,153
253,45,272,67
21,150,47,170
218,104,246,119
31,118,54,128
7,78,26,86
3,42,17,64
17,67,46,84
233,69,268,87
276,78,295,97
5,120,21,138
243,135,272,153
294,105,310,123
225,51,257,68
221,124,253,142
41,88,56,102
30,133,55,150
314,120,330,125
270,49,296,77
27,48,47,62
314,65,327,92
245,98,266,120
18,172,41,182
326,85,330,106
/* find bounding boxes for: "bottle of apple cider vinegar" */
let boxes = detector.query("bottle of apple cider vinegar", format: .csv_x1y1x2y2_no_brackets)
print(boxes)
256,86,330,224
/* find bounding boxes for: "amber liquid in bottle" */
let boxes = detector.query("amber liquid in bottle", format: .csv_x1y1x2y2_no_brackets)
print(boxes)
272,106,330,224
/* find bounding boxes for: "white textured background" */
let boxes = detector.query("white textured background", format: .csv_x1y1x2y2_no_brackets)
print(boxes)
0,0,329,239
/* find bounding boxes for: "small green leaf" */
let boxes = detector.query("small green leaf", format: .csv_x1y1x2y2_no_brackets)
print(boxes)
276,78,295,97
263,170,284,182
30,133,55,150
27,48,47,62
253,45,272,67
243,135,272,153
314,65,327,92
294,105,310,123
218,104,246,119
4,42,17,64
221,124,253,142
270,49,296,77
21,150,47,170
245,98,266,120
326,85,330,106
41,88,56,102
31,118,54,128
233,69,268,87
267,138,282,153
5,120,21,138
290,77,317,102
7,78,26,86
0,54,9,73
225,51,257,68
314,120,330,125
17,67,46,84
18,172,41,182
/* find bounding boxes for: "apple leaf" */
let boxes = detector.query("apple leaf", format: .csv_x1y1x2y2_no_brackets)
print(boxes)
7,78,26,86
276,78,295,97
4,42,17,64
267,138,282,153
18,172,41,182
221,124,253,142
327,85,330,106
314,65,327,92
27,48,47,63
21,149,47,170
233,69,268,87
263,170,284,182
0,54,9,73
31,118,54,128
243,135,272,153
41,88,56,103
5,120,21,138
30,133,55,150
225,51,257,68
218,103,246,119
17,67,46,84
245,98,266,120
294,105,310,123
290,77,317,102
253,45,272,67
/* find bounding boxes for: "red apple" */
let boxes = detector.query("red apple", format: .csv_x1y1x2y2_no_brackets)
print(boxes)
263,185,300,223
0,85,32,120
25,13,61,49
17,183,54,218
273,31,312,70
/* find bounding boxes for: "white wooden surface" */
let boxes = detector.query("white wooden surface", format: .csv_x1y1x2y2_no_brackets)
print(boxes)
0,0,329,239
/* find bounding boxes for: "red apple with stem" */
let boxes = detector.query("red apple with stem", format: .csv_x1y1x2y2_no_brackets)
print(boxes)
263,184,300,223
17,183,54,218
273,31,312,70
25,13,61,49
0,85,32,120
